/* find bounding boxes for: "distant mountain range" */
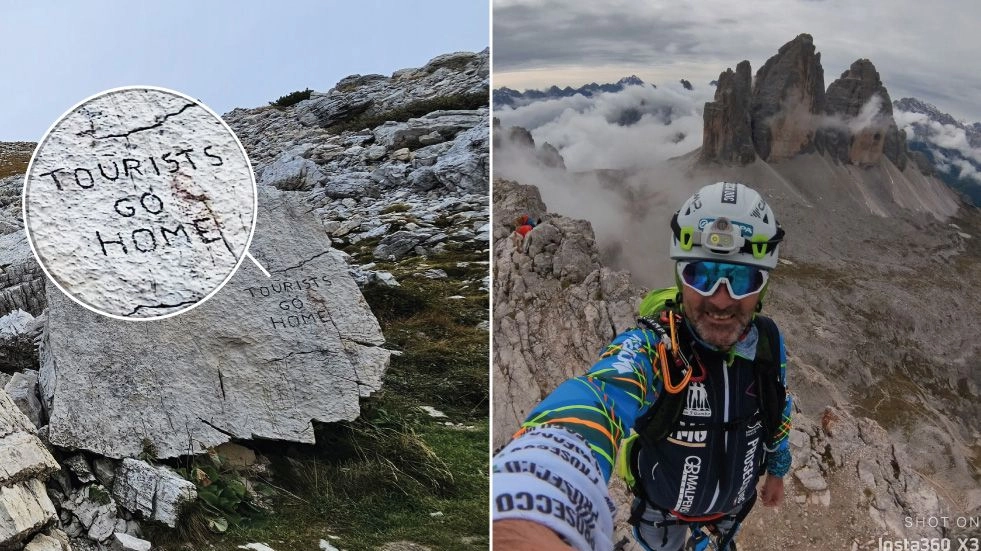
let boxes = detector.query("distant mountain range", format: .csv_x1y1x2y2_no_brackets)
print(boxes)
492,74,981,206
894,97,981,205
493,75,647,108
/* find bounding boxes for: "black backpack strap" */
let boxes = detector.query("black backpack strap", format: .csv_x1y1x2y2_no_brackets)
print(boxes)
752,315,787,451
633,311,690,450
716,491,758,550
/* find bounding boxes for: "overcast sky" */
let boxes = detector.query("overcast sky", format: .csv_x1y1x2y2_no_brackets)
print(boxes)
494,0,981,124
0,1,489,141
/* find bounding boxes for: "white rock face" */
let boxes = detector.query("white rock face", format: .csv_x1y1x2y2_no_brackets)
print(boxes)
41,187,390,458
62,485,117,541
0,431,59,484
23,532,69,551
109,532,152,551
3,369,43,427
0,309,33,336
0,479,57,546
24,87,256,319
0,390,60,548
112,459,195,528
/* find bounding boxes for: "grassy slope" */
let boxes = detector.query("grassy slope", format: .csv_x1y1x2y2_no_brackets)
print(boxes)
150,244,489,551
0,148,30,179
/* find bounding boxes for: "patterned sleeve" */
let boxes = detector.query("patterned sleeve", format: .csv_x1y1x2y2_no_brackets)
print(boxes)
765,329,793,477
513,328,663,481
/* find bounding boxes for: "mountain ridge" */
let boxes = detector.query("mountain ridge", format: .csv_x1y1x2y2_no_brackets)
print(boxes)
493,75,649,108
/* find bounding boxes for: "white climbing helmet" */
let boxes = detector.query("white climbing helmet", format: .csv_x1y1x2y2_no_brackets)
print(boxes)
669,182,784,269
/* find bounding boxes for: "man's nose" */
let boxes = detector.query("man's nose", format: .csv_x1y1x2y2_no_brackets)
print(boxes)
707,282,737,308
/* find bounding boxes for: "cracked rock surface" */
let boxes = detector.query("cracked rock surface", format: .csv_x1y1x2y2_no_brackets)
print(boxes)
0,389,60,549
23,87,256,319
41,187,389,459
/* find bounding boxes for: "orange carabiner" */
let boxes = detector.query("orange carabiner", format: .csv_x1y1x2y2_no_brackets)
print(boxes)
661,314,691,394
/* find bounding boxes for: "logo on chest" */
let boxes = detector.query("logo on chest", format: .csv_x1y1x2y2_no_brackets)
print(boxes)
667,421,708,447
682,382,712,418
667,383,713,447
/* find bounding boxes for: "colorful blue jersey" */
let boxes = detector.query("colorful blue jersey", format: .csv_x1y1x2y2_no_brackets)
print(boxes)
515,318,793,517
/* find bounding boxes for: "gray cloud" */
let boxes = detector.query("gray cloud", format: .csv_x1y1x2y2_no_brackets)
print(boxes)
496,82,710,171
895,109,981,184
493,0,981,122
494,0,703,71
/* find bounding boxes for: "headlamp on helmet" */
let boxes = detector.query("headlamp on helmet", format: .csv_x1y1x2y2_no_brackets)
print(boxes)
669,182,784,270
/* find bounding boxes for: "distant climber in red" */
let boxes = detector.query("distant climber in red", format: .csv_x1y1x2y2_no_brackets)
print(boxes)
511,214,537,248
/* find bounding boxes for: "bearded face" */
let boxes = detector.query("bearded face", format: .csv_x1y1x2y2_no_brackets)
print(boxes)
681,282,760,349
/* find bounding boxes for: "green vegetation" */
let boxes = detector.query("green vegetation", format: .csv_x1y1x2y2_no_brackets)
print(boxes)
88,485,112,506
381,203,412,214
139,437,159,463
153,246,489,551
327,89,489,135
269,88,313,109
433,214,454,228
180,453,264,534
0,148,31,179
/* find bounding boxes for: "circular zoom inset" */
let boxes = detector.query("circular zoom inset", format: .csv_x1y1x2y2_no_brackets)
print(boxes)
23,86,257,320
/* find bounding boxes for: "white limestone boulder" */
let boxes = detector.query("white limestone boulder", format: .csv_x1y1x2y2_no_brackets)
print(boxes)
111,459,194,528
41,187,390,459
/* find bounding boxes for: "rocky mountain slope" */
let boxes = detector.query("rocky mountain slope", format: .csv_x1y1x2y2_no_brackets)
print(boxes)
493,35,980,550
0,49,489,551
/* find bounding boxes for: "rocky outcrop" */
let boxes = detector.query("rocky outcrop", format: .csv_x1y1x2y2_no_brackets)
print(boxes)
4,369,43,427
750,33,825,161
0,232,46,318
259,155,327,192
492,180,639,446
0,45,489,549
372,110,486,151
700,35,918,172
491,119,567,171
699,60,755,164
0,390,61,549
816,59,909,169
111,459,195,528
295,50,488,129
790,407,943,538
700,34,825,164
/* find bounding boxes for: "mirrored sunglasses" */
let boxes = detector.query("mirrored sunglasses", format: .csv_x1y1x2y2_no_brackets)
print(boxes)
677,261,768,300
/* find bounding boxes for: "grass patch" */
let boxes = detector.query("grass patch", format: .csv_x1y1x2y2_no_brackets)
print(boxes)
381,203,412,214
327,89,488,135
150,247,489,551
361,265,489,417
433,214,454,228
165,408,488,551
194,419,489,551
0,149,31,179
269,88,313,109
